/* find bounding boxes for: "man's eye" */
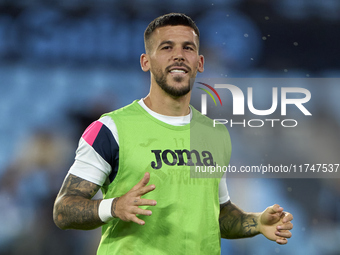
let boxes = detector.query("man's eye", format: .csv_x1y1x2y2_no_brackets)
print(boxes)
184,46,194,50
162,46,171,50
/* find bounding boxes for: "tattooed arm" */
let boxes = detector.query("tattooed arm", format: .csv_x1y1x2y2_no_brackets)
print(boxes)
53,172,157,230
53,174,104,230
219,201,293,244
219,201,260,239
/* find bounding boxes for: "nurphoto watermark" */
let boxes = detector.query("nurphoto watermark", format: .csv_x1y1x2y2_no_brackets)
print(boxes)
193,78,313,128
189,78,339,179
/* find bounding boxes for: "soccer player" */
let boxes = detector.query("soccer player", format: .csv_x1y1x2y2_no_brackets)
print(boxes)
53,13,293,254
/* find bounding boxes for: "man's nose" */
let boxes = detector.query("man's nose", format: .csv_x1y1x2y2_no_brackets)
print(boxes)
173,48,185,61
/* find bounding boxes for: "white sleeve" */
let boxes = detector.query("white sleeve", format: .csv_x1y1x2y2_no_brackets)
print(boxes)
68,138,111,186
68,116,119,186
218,172,230,204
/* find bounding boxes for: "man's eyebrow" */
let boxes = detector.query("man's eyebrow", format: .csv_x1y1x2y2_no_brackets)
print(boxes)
183,41,197,49
158,40,174,49
157,40,198,49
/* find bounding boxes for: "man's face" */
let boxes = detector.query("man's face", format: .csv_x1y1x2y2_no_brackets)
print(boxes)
142,25,204,97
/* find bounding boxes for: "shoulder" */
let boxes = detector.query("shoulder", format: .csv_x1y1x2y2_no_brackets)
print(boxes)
101,100,141,119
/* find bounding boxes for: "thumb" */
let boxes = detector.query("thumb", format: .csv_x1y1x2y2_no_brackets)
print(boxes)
267,204,284,215
261,204,284,225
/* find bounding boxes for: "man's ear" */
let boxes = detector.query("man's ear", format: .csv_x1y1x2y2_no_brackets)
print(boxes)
140,54,150,72
198,55,204,73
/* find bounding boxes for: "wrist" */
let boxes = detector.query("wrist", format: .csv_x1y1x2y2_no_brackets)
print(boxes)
255,212,263,234
98,198,115,223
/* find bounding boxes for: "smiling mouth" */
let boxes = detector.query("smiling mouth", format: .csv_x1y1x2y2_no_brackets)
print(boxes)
168,66,189,75
169,69,187,74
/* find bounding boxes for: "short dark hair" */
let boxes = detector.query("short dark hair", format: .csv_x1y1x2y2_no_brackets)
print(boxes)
144,13,200,52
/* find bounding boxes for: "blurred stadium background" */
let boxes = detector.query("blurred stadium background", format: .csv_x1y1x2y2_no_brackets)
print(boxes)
0,0,339,254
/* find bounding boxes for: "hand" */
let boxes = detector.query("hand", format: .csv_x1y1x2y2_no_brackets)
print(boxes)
112,172,157,225
258,204,293,244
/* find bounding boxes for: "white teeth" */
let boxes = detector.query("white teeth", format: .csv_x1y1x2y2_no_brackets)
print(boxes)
170,69,185,73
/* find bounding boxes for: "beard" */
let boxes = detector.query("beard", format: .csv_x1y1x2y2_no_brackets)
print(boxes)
153,63,196,98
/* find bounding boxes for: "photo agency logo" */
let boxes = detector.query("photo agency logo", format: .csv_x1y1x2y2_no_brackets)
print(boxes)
196,82,223,110
195,79,312,128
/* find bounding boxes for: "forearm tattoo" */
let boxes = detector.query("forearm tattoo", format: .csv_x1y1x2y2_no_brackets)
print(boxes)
111,197,119,218
53,174,103,230
219,201,259,239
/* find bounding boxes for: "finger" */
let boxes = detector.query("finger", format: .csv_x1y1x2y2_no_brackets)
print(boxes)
282,212,293,223
132,207,153,216
131,172,151,191
268,204,284,214
136,184,156,196
277,222,293,231
129,214,146,225
278,220,293,230
276,238,288,245
275,230,292,239
134,198,157,206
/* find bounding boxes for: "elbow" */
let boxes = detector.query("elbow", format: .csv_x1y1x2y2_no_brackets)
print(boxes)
53,212,67,230
53,209,66,230
53,200,69,230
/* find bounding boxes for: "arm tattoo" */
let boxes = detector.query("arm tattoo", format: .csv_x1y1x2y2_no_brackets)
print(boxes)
53,174,104,230
219,201,259,239
111,197,119,218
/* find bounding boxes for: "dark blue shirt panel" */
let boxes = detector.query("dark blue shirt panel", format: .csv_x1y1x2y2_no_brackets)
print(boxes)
92,124,119,183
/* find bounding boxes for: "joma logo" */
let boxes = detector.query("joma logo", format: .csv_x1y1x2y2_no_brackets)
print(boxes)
151,149,214,170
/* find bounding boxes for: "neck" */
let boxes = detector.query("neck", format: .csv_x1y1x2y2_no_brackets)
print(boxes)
143,84,191,116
